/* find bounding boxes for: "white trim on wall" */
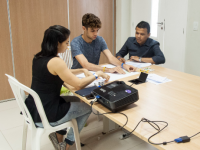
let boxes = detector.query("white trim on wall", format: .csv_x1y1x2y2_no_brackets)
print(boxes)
7,0,15,77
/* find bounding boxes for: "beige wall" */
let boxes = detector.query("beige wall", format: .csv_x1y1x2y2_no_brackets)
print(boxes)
69,0,115,64
185,0,200,76
0,0,14,100
1,0,115,101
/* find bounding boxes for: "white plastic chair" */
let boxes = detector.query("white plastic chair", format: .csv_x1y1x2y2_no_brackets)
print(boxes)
5,74,81,150
59,46,73,69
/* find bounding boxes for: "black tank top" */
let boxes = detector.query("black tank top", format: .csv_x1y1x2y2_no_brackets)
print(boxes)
25,56,70,123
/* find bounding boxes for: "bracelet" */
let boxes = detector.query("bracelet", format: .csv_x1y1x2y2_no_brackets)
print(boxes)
118,57,121,60
103,67,106,72
121,63,124,69
93,73,98,79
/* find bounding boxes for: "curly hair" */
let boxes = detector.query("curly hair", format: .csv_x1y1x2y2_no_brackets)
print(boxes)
82,13,102,29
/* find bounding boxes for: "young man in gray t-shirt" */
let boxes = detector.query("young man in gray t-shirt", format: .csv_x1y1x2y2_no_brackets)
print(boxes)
71,13,136,74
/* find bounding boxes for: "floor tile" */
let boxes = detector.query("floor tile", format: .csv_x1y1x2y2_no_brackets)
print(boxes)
80,124,104,145
127,142,158,150
0,131,12,150
0,100,18,112
86,129,144,150
0,107,23,131
2,125,57,150
2,126,24,150
82,109,103,132
69,144,92,150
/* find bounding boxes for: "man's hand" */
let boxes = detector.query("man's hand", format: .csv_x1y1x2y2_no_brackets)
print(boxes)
117,56,126,63
123,64,137,72
119,57,126,63
108,66,126,74
83,69,93,77
130,56,139,62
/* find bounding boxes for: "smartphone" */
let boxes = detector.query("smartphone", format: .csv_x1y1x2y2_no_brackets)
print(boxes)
86,94,95,100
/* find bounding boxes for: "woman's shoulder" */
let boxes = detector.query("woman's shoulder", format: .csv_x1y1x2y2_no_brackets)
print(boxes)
47,56,67,75
48,56,66,69
49,56,64,63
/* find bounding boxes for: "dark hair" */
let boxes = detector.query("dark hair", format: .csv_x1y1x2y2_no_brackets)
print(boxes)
35,25,70,58
136,21,150,34
82,13,101,29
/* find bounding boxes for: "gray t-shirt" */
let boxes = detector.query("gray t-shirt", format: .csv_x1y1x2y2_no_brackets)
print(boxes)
71,35,108,69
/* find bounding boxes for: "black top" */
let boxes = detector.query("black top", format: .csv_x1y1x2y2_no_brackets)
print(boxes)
116,37,165,64
25,56,70,123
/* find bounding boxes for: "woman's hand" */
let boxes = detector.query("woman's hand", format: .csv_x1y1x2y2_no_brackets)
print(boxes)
83,69,93,77
96,71,110,82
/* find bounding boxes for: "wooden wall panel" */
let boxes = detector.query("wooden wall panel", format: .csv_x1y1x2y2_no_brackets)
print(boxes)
0,0,14,100
9,0,68,87
69,0,115,64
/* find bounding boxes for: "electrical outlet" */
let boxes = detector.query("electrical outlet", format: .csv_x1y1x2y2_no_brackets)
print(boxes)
193,21,198,31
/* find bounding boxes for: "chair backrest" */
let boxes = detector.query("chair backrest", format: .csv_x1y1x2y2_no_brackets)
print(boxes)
59,46,73,69
5,74,53,130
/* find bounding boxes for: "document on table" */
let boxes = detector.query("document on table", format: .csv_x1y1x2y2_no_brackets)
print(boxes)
76,73,106,87
76,64,139,87
125,61,151,68
146,74,171,85
101,64,139,82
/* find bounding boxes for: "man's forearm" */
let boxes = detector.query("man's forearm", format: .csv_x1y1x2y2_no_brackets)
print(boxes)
83,62,105,72
109,55,123,66
141,58,155,64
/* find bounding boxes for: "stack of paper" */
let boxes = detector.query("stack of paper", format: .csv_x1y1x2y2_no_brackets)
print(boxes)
125,61,151,68
146,74,171,85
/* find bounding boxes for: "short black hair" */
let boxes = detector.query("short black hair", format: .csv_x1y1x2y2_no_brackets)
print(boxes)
35,25,70,58
136,21,150,34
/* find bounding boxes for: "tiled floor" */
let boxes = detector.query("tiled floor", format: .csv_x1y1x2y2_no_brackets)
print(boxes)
0,100,158,150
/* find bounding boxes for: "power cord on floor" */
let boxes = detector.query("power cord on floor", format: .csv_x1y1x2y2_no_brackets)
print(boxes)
90,97,128,132
89,92,200,146
121,117,200,145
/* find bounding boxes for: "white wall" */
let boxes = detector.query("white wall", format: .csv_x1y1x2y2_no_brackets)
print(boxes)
116,0,153,59
130,0,152,36
185,0,200,76
116,0,131,59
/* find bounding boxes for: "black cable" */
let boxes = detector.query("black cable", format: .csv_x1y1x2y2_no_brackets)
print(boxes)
90,101,129,130
90,92,200,145
90,92,129,132
189,132,200,138
124,118,174,145
129,83,134,87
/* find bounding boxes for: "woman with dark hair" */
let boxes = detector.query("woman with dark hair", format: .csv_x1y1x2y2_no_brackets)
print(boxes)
25,25,110,150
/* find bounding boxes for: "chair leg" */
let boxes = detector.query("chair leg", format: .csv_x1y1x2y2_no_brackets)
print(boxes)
31,129,44,150
71,119,81,150
22,120,28,150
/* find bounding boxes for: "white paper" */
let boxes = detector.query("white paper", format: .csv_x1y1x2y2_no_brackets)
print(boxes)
101,64,116,68
76,65,139,87
146,74,172,85
101,64,139,82
125,61,151,68
76,73,106,87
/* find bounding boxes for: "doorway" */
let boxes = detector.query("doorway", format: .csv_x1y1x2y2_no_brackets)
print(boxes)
131,0,188,72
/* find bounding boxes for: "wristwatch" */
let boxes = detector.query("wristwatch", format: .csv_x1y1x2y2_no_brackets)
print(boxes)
139,57,142,62
93,73,98,79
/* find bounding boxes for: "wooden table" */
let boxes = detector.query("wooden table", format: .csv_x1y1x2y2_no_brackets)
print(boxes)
66,65,200,150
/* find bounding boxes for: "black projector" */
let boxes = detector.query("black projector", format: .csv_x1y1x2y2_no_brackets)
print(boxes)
92,81,139,112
